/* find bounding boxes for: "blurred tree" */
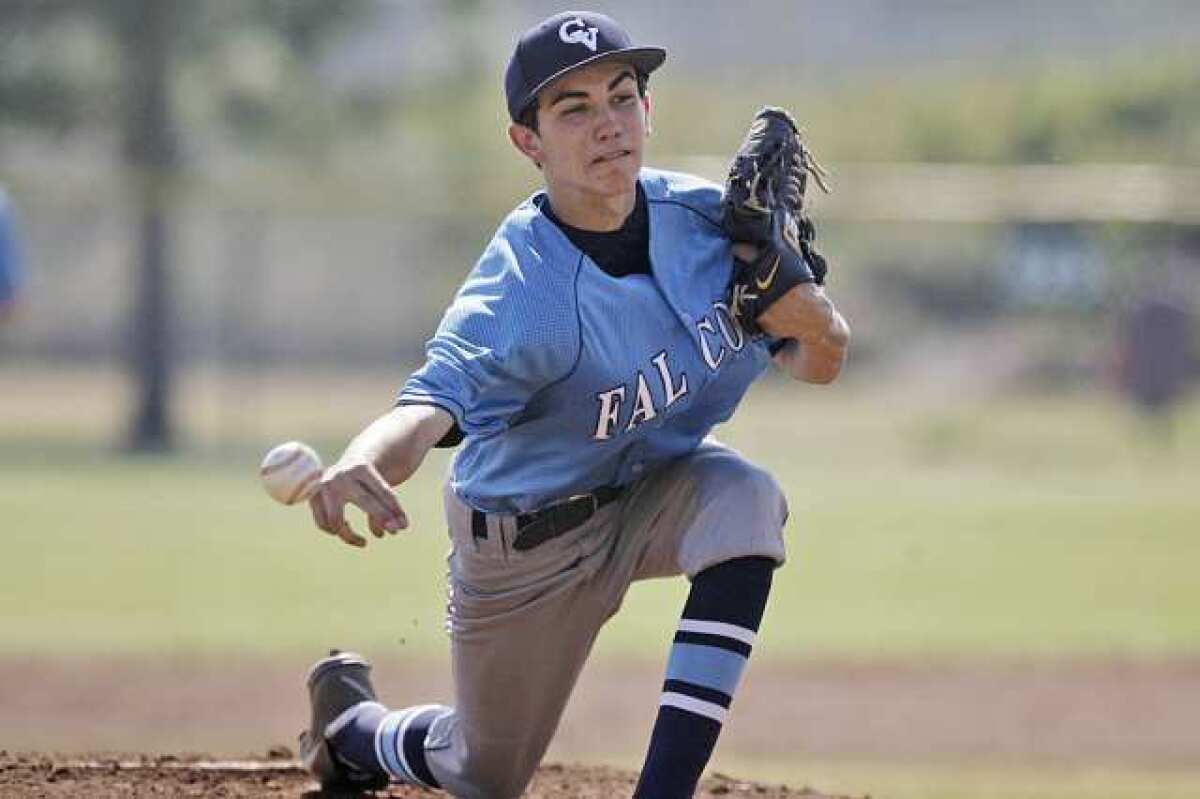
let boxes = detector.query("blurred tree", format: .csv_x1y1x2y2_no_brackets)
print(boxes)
0,0,371,451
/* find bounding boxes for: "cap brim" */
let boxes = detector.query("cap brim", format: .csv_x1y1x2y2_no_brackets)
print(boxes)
521,47,667,118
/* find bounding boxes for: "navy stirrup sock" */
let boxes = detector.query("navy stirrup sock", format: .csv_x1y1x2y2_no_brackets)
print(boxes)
324,700,388,776
634,556,775,798
325,701,446,790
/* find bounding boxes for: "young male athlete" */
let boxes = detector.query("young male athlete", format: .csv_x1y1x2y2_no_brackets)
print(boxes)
298,11,849,798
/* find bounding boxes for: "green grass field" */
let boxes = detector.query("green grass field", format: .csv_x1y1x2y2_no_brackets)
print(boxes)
3,367,1199,799
3,367,1198,659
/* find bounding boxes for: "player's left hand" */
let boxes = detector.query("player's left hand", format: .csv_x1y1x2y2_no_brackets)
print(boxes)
721,106,830,336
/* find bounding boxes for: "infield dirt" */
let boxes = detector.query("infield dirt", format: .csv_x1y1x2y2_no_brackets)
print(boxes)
0,754,855,798
3,655,1197,797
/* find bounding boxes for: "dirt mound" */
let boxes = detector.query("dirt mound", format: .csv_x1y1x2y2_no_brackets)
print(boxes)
0,752,857,798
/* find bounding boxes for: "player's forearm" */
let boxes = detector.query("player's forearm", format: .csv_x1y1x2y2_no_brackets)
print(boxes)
340,404,454,486
756,283,841,344
771,309,850,384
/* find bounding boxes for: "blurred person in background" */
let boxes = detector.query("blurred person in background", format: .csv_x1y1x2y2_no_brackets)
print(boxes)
0,186,25,326
1115,287,1196,443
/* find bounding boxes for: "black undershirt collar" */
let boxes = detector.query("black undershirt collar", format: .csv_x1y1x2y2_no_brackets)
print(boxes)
543,183,651,278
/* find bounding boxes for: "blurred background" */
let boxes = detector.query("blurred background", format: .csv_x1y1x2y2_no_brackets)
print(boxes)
1,2,1198,798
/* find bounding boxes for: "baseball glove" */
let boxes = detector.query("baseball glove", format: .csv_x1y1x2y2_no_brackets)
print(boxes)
721,106,830,335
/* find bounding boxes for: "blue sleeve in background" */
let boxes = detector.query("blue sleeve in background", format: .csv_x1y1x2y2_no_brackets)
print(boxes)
0,191,25,307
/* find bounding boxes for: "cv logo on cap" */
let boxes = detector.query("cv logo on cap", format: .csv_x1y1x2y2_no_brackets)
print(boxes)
559,17,599,51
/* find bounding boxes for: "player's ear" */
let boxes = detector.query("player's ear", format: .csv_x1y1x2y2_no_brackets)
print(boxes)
642,91,653,137
508,123,545,169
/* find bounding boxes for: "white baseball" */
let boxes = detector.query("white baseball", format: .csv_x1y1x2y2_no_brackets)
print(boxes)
259,441,325,505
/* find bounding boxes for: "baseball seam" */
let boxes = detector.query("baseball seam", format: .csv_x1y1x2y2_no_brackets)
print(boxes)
285,469,322,505
260,447,305,477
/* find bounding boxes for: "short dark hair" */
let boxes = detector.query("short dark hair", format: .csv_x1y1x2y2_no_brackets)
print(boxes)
517,71,649,134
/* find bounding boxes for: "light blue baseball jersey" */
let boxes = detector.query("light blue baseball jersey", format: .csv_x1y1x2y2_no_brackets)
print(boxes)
399,168,774,514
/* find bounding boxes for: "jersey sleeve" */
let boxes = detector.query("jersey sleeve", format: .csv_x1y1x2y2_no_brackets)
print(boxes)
397,233,580,439
0,193,23,307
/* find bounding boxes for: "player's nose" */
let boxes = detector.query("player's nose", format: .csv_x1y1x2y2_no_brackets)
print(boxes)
593,106,622,141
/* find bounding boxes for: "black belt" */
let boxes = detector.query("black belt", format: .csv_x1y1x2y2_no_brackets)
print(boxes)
471,485,625,551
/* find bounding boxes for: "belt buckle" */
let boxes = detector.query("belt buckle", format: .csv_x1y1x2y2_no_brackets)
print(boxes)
569,492,599,517
552,493,595,532
512,491,601,552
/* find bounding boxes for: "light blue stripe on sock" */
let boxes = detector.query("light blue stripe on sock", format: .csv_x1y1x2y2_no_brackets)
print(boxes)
664,643,747,697
375,710,411,782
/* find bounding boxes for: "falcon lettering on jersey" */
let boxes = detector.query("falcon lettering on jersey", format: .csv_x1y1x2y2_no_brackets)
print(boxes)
695,301,746,372
593,351,688,441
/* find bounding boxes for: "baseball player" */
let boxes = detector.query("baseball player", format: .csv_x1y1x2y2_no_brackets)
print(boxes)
299,10,849,798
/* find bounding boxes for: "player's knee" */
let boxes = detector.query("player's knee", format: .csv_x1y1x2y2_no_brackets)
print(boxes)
751,465,788,522
679,457,789,576
457,753,537,799
715,459,789,524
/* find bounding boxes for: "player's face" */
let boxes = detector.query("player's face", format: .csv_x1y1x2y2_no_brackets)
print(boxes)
514,60,651,202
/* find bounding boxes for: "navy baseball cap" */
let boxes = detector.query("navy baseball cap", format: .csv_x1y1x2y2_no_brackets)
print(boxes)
505,11,667,123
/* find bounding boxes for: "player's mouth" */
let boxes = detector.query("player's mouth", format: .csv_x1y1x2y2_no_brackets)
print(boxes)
592,149,632,165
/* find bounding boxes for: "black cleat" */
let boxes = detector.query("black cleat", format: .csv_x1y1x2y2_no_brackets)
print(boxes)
297,649,389,792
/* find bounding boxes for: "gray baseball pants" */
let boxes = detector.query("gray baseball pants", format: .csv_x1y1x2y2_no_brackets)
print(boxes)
422,438,789,799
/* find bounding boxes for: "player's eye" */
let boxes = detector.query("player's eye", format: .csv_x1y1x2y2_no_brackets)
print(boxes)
562,105,587,117
613,93,635,105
